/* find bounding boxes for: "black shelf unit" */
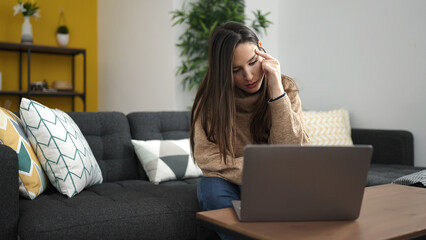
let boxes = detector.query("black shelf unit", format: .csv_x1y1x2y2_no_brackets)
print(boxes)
0,41,86,111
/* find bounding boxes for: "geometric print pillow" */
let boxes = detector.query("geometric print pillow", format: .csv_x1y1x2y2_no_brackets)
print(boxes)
131,139,203,184
392,170,426,187
303,108,353,146
19,98,103,198
0,107,48,199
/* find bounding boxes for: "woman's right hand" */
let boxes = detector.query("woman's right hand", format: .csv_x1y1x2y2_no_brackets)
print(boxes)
255,48,285,99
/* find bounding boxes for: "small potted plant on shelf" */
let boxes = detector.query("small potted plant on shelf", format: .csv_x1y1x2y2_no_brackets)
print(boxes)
56,25,69,47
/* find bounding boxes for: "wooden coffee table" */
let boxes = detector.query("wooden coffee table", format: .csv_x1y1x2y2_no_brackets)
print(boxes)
197,184,426,240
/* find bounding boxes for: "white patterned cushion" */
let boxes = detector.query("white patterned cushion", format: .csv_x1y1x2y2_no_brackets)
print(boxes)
0,107,48,199
132,139,203,184
19,98,103,197
392,170,426,187
303,108,353,146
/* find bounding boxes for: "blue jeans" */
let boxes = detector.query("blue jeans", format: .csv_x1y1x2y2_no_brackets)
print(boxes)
198,177,241,240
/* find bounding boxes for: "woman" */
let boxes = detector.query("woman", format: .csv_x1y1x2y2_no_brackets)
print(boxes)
190,21,309,238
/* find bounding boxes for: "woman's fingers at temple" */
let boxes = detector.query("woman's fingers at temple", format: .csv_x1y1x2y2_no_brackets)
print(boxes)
255,48,273,60
262,58,279,72
254,48,284,97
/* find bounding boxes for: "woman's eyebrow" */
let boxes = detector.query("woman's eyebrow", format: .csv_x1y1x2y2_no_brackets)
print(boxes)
233,54,257,69
247,54,257,63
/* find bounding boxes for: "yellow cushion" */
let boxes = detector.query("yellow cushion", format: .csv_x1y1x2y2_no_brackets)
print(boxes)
0,107,48,199
303,108,353,146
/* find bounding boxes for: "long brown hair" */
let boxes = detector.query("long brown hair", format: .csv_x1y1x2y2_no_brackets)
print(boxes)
190,21,271,164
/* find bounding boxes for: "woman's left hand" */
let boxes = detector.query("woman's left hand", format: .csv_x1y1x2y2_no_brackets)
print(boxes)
255,48,285,99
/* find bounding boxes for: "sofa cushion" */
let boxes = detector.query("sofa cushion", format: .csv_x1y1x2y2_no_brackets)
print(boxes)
67,112,140,182
132,139,203,184
18,179,201,240
303,108,353,146
366,164,426,186
0,107,47,199
19,99,103,197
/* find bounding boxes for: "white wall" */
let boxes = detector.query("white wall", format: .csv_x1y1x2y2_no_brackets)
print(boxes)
173,0,198,110
276,0,426,166
98,0,196,112
98,0,176,113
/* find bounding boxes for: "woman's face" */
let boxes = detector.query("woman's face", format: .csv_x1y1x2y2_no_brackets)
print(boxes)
232,42,264,93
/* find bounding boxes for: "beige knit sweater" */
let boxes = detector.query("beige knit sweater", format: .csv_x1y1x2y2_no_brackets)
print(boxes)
193,76,310,185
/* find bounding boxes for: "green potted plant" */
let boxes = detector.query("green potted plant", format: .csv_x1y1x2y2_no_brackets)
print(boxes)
56,25,69,46
171,0,272,92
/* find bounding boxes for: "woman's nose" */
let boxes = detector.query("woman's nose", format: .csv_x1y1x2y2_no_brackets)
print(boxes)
244,70,253,81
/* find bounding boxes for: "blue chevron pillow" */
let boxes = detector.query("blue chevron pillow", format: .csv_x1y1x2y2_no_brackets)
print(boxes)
19,98,103,197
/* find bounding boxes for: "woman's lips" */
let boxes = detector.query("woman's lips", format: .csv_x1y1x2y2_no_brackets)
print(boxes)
247,81,258,88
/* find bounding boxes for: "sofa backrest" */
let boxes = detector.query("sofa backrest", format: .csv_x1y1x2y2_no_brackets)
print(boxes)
127,111,191,140
68,112,140,182
351,128,414,165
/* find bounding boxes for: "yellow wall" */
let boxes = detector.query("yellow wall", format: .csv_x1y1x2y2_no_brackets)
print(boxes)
0,0,97,112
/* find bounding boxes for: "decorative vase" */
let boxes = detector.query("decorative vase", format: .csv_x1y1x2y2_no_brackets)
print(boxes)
21,16,33,44
56,33,69,47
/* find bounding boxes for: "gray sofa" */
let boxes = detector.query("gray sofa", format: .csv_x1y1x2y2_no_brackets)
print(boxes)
1,111,424,240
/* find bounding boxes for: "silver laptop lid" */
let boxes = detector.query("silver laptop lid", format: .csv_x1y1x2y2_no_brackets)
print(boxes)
240,145,373,222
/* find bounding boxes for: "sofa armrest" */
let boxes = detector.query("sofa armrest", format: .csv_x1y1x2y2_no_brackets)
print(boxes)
0,144,19,239
351,128,414,166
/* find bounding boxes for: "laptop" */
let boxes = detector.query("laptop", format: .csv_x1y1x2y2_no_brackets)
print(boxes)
232,145,373,222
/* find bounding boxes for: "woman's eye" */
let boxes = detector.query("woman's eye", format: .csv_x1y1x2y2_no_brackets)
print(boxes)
233,69,240,73
249,60,258,66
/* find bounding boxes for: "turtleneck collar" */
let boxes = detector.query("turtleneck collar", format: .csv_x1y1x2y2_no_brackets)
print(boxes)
234,86,262,113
